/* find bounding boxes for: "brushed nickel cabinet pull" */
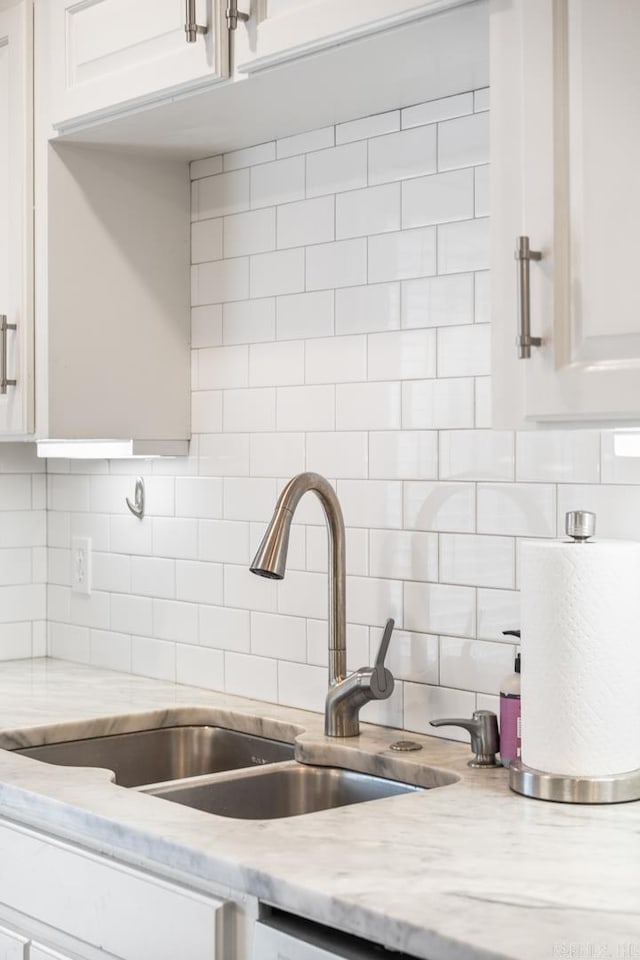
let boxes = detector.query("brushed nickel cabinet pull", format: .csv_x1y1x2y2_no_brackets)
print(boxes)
514,235,542,359
226,0,249,31
0,315,17,395
185,0,208,42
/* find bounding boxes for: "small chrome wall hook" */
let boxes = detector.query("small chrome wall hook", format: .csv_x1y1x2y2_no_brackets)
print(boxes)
126,477,145,520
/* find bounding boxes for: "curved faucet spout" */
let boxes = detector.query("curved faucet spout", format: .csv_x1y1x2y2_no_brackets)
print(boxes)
250,473,347,692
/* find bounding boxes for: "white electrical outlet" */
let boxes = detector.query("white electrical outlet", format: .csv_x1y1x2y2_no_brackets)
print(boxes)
71,537,92,595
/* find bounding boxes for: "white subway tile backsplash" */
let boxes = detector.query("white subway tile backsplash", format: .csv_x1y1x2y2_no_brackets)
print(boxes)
223,477,278,523
382,629,438,685
369,431,438,480
251,611,306,662
516,432,601,483
439,637,513,695
440,430,514,481
277,570,327,620
192,391,223,434
191,218,223,263
335,283,400,336
474,271,490,324
474,164,489,218
152,599,198,645
224,208,276,258
368,227,436,283
402,273,474,329
369,125,437,185
277,125,334,159
306,238,367,291
277,660,326,713
438,112,490,170
131,556,175,599
277,196,335,249
176,560,223,605
199,520,249,565
337,480,403,529
90,630,131,673
224,564,278,614
190,156,223,180
336,183,401,240
192,169,250,220
477,484,556,538
223,388,277,432
477,588,521,641
307,526,368,577
251,156,305,209
368,329,437,381
402,169,474,229
556,484,640,540
346,575,403,627
404,481,475,533
474,88,490,112
176,644,224,689
437,324,491,378
251,248,305,298
369,530,437,582
306,141,367,198
336,110,399,145
199,604,250,651
278,384,335,431
132,636,175,682
152,518,198,560
250,340,305,387
437,217,490,274
223,298,276,345
439,534,515,589
305,335,367,384
306,432,368,479
251,433,305,478
277,290,334,341
404,581,475,637
192,258,249,305
224,141,275,171
336,382,401,431
401,93,473,129
198,345,248,390
199,434,250,477
224,652,278,701
402,378,475,430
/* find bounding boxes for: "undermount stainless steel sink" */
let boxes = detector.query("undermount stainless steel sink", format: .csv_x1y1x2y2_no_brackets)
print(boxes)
144,762,427,819
13,726,295,788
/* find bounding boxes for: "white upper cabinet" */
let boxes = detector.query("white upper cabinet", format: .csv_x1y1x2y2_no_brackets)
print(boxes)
491,0,640,428
49,0,229,129
0,0,33,437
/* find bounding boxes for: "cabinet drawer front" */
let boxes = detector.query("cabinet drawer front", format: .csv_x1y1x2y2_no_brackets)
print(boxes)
0,925,28,960
50,0,229,127
0,823,229,960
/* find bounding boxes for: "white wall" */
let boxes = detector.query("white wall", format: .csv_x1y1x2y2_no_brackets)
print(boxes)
42,87,640,740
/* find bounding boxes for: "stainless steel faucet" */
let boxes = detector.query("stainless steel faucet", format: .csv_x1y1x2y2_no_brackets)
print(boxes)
250,472,395,737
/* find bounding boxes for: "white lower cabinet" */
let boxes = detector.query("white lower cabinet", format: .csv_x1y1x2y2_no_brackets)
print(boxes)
0,821,231,960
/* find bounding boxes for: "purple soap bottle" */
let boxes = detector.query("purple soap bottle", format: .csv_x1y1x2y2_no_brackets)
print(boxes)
500,629,521,768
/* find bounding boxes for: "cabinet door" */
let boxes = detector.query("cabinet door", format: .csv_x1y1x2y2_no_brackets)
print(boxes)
491,0,640,428
0,1,33,436
30,947,79,960
0,925,28,960
49,0,229,128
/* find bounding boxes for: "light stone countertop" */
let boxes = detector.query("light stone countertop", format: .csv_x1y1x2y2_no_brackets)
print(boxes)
0,658,638,960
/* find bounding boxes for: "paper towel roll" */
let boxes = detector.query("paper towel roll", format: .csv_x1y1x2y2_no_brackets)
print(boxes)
520,538,640,778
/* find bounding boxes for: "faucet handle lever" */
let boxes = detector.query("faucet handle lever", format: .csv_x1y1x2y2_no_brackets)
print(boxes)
373,618,394,694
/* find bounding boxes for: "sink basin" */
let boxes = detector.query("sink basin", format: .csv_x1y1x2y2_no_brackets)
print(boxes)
145,762,425,819
13,726,295,787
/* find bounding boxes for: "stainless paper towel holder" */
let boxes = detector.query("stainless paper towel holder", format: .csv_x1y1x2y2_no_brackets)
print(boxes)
511,509,640,803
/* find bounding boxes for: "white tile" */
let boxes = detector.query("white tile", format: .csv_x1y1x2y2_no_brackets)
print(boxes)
402,378,475,429
335,283,400,335
251,156,305,208
277,385,335,431
0,511,46,548
176,478,223,520
176,644,224,690
438,218,489,274
368,125,437,185
190,156,223,180
131,556,175,599
251,611,306,662
145,478,176,518
477,588,521,641
199,520,249,565
477,483,556,537
225,651,278,701
440,534,515,589
601,432,640,483
277,196,334,249
306,432,368,479
516,431,601,483
405,581,475,637
68,514,107,551
48,584,70,623
250,340,305,387
175,560,223,605
198,434,250,476
475,164,490,218
336,382,401,431
92,553,130,594
153,517,198,560
306,141,367,198
153,598,198,644
368,329,437,381
278,661,326,714
369,431,438,480
191,303,222,349
198,344,248,390
402,273,474,328
438,111,490,170
440,430,514,481
88,475,134,515
110,516,152,556
306,238,367,291
131,636,175,682
192,169,250,220
223,298,276,345
404,481,475,533
224,141,275,171
48,547,69,587
474,271,490,324
90,630,131,673
250,248,305,298
224,207,275,258
337,480,403,529
223,388,276,432
336,183,401,240
359,683,405,729
192,392,223,434
369,530,438,581
475,377,492,428
438,324,491,377
305,335,367,384
250,433,305,478
405,682,477,742
191,218,223,263
474,88,490,112
277,291,334,341
402,169,474,229
336,110,399,144
556,484,640,540
69,590,109,630
307,526,368,577
0,583,45,622
440,637,515,695
380,629,438,685
277,570,327,620
50,476,90,513
192,258,249,305
277,125,334,159
368,227,436,283
346,575,403,627
0,548,31,584
32,473,47,509
401,93,474,129
199,604,250,652
223,477,278,523
49,623,90,664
